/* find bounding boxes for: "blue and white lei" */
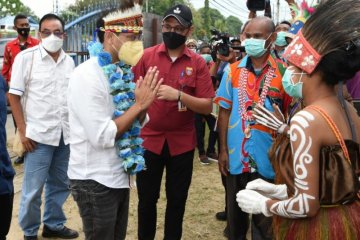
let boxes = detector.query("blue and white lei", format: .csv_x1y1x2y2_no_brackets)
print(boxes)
88,41,145,175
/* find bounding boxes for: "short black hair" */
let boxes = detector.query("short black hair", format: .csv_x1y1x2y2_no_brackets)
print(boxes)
39,13,65,31
198,43,210,51
96,10,116,43
96,17,105,43
279,20,291,28
14,14,27,26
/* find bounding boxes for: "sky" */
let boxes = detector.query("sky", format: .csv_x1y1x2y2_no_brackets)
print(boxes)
21,0,293,23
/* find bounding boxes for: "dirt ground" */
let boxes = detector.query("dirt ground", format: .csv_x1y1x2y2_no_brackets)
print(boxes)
5,114,233,240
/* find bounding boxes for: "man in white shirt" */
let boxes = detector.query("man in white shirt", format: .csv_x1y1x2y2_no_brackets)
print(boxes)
67,6,161,240
9,14,78,240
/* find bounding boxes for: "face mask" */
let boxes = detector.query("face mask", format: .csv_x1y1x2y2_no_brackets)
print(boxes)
17,27,30,38
118,40,144,66
282,67,305,98
41,34,63,53
189,48,197,53
201,54,213,64
245,34,272,58
163,32,186,50
275,31,287,47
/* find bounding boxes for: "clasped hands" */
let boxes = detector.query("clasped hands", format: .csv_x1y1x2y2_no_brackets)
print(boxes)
236,178,288,217
135,66,181,105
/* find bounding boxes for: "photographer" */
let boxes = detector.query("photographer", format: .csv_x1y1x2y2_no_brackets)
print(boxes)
209,31,236,86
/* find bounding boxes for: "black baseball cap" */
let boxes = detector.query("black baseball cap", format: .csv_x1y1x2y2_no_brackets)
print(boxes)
163,4,193,27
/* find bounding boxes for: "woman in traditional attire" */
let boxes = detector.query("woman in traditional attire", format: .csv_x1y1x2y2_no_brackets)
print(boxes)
236,0,360,239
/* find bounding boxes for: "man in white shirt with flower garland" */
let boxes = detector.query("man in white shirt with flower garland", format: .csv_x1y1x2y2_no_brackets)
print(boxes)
67,5,162,240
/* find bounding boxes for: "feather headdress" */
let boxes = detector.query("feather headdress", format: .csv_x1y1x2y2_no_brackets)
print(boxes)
285,0,317,39
102,4,143,33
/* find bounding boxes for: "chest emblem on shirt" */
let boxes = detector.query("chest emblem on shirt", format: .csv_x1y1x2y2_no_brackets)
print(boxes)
185,67,193,76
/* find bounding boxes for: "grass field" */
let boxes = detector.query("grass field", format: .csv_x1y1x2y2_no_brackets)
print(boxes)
8,151,228,240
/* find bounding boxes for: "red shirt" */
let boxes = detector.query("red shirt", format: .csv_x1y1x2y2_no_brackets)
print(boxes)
133,43,215,156
2,36,40,83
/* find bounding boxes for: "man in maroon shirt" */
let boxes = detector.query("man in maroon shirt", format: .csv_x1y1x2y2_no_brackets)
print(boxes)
2,14,39,165
133,4,214,240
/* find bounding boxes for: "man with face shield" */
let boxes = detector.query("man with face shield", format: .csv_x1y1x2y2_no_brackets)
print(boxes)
215,16,287,240
8,14,78,240
67,5,162,240
133,4,214,240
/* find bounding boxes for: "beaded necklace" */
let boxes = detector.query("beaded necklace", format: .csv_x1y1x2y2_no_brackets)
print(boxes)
237,66,275,122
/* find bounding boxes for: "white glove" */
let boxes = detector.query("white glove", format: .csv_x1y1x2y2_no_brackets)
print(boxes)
246,178,288,200
236,189,272,217
253,104,288,133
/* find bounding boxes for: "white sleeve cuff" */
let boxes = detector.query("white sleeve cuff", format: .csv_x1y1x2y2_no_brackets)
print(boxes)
9,88,24,96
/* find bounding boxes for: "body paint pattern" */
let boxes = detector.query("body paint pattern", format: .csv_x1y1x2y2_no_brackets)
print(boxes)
270,110,316,218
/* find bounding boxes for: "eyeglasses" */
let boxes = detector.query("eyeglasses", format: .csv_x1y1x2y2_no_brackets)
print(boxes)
162,24,187,34
40,30,65,38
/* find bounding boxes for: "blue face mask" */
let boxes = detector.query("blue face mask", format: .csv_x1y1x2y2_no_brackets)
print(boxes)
275,31,287,47
282,67,305,98
245,34,272,58
201,54,213,64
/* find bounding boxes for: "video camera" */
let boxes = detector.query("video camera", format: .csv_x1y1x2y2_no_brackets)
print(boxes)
210,29,245,59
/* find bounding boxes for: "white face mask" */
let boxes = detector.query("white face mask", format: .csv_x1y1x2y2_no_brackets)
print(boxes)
41,34,63,53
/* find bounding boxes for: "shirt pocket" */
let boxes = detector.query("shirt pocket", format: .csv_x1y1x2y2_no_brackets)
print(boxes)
30,67,51,92
181,75,196,95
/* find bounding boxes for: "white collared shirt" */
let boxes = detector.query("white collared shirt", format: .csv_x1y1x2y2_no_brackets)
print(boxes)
9,44,75,146
67,57,129,189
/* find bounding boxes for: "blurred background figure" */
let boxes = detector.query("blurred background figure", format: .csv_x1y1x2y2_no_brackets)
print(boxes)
185,38,197,53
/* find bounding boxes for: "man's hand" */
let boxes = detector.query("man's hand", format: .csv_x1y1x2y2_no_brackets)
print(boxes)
218,150,229,176
157,85,178,101
19,128,36,152
135,66,163,110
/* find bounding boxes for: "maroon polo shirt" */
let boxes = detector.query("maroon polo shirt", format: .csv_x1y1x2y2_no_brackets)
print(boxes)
133,43,215,156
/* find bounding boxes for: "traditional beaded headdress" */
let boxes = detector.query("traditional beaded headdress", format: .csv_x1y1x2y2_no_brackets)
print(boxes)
102,4,143,33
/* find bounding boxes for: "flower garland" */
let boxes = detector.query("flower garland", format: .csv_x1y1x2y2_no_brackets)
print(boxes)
237,67,275,122
88,41,145,175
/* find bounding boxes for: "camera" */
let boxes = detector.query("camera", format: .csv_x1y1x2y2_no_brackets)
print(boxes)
210,29,231,57
210,29,245,60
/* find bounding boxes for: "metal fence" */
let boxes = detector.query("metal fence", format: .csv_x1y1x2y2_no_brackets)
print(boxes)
63,0,121,65
63,0,162,66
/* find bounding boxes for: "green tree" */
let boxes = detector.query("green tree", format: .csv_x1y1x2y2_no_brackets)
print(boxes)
198,7,225,31
0,0,37,18
146,0,187,15
226,16,243,37
203,0,210,36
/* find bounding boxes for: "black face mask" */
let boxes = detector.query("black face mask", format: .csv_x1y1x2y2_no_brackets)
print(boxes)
17,27,30,38
162,32,186,50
